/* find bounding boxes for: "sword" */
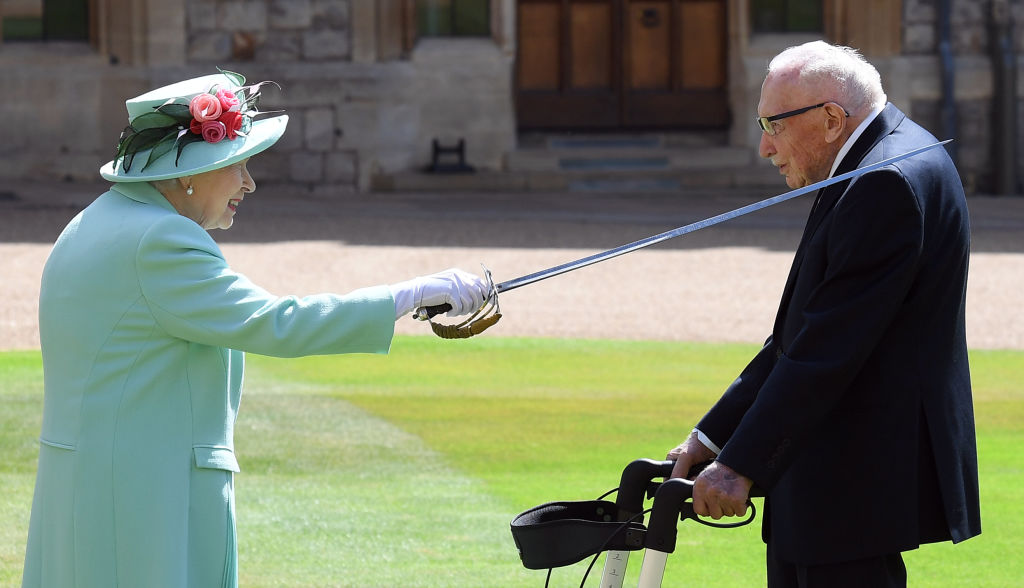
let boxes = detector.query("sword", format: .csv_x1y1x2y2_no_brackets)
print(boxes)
416,139,951,321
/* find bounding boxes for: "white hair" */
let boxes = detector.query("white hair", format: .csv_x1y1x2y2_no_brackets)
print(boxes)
767,41,887,116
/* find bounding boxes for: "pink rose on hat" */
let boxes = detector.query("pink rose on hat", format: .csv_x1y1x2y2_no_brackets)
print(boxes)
201,120,228,143
218,110,244,140
189,93,222,122
216,88,241,112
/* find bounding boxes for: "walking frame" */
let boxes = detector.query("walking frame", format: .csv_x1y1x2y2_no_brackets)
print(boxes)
510,459,765,587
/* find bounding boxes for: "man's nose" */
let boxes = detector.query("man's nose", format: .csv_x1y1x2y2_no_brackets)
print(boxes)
758,132,776,160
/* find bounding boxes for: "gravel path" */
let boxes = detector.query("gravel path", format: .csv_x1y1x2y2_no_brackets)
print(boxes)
2,182,1022,350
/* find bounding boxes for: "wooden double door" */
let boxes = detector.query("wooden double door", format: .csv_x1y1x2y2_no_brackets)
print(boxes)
516,0,729,130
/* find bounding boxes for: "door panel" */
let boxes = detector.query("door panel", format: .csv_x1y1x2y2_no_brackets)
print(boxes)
627,1,671,90
518,2,561,90
679,0,726,88
623,0,728,127
517,0,620,128
570,2,613,89
516,0,729,130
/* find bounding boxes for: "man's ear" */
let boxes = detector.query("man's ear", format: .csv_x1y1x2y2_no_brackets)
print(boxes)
823,103,848,143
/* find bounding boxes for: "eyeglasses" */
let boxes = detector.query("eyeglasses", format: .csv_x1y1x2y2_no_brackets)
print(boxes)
756,102,849,136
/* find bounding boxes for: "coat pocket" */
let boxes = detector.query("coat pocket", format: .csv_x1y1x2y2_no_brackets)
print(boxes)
39,437,77,450
194,445,240,473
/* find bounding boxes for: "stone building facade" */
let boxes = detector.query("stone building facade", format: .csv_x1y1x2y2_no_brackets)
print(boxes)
0,0,1021,195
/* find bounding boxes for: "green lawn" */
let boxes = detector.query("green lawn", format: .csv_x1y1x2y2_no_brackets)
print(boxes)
1,339,1021,586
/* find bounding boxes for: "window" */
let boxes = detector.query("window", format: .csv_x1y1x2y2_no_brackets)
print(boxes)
1,0,89,42
751,0,821,33
416,0,490,37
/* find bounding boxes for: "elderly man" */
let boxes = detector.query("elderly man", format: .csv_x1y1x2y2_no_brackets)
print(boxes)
667,41,980,587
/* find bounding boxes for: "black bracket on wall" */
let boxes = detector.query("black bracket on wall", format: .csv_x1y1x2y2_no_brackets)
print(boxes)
426,138,475,174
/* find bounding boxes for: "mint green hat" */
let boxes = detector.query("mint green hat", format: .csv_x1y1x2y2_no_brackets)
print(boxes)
100,70,288,182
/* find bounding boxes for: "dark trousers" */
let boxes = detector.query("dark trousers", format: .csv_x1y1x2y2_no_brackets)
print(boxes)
767,543,907,588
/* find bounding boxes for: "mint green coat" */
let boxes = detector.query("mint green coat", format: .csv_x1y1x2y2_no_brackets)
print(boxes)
23,182,395,587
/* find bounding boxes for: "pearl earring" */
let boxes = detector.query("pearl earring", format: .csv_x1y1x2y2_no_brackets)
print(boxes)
186,185,194,196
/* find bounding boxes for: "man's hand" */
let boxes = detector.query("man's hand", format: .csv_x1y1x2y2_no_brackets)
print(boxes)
667,432,716,480
691,461,753,520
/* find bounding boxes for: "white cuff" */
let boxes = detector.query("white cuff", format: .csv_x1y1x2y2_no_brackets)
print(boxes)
692,428,722,455
388,284,414,320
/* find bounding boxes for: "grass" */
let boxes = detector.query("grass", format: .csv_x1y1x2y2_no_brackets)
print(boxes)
1,339,1022,586
0,352,43,587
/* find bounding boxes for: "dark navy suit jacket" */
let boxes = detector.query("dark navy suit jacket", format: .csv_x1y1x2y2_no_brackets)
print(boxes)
697,104,981,565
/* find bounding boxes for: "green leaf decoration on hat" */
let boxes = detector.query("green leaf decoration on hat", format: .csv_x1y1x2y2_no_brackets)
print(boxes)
130,111,179,131
140,129,181,172
155,102,193,124
116,126,136,160
119,127,170,172
216,67,246,88
174,132,205,166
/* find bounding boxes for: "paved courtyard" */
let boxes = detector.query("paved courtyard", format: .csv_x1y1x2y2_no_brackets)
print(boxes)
2,181,1022,350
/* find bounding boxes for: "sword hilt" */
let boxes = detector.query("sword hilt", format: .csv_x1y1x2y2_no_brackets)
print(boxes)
414,303,452,321
414,264,497,322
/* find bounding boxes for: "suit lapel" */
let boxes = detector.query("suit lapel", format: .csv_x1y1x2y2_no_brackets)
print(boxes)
771,104,906,343
803,105,905,238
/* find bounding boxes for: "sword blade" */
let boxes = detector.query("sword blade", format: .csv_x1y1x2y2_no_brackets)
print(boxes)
494,139,951,293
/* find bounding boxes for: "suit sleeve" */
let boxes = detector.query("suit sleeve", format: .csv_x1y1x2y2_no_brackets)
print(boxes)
715,169,924,490
696,336,778,449
136,213,395,357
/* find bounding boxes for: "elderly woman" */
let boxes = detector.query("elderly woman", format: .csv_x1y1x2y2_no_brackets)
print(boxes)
22,72,488,588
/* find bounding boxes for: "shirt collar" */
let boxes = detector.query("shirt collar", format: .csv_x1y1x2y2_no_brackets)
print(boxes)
828,104,885,178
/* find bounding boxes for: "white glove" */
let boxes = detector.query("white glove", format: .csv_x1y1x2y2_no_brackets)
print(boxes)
388,268,489,320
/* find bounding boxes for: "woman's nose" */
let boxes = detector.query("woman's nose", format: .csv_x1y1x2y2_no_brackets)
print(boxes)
241,167,256,194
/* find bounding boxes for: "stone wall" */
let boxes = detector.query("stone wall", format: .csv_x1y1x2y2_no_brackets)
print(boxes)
733,0,1024,195
182,0,516,194
900,0,1023,194
0,0,1019,194
0,47,139,183
0,0,515,194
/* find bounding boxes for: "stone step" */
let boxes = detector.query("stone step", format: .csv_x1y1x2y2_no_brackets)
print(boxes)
518,130,729,150
506,145,757,173
372,164,783,193
373,131,782,193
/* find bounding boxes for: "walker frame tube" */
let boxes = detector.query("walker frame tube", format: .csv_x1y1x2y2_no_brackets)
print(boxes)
599,459,675,587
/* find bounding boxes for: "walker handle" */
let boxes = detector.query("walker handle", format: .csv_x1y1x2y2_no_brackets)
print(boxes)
644,475,765,554
615,459,675,518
